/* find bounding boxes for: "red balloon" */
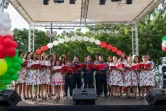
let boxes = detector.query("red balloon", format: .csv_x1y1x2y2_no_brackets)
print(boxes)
12,41,18,48
107,44,112,50
0,45,5,53
0,36,4,44
162,47,166,51
41,46,47,51
0,53,5,59
100,42,107,48
117,50,122,55
4,35,13,40
5,47,16,57
36,49,42,54
3,38,12,48
112,47,118,52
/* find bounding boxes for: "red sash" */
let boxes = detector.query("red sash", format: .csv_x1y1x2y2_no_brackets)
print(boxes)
31,64,41,70
22,61,28,67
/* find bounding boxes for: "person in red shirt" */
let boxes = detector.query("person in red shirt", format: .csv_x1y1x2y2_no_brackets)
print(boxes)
63,61,75,98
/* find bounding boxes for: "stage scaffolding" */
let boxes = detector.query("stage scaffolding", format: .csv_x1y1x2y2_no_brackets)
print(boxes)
0,0,162,55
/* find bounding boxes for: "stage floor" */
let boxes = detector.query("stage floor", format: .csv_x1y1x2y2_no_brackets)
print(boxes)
17,96,148,106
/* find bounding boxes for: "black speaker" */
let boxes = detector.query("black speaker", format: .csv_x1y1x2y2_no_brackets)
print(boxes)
70,0,76,4
72,89,96,105
146,88,166,105
43,0,49,5
126,0,132,4
0,90,21,106
99,0,106,5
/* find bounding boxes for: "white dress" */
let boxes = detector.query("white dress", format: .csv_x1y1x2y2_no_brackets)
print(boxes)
140,61,155,87
16,59,27,84
26,59,40,85
51,66,64,86
40,60,52,85
109,62,123,86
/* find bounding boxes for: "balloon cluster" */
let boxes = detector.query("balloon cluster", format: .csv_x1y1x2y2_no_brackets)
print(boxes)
162,36,166,51
0,50,23,89
36,45,48,54
0,12,13,36
36,36,123,56
100,42,122,56
0,35,18,59
0,12,22,90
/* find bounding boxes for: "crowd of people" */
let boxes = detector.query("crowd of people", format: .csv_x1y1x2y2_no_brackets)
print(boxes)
15,51,155,101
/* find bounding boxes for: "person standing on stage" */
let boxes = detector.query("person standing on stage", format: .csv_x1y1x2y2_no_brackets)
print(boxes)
94,54,100,90
139,55,155,99
133,56,140,98
60,56,66,97
107,55,113,96
109,56,123,97
83,55,95,88
96,56,109,97
15,51,26,98
71,55,82,89
64,61,75,98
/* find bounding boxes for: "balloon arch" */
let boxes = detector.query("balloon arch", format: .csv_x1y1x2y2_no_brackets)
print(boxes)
36,36,123,56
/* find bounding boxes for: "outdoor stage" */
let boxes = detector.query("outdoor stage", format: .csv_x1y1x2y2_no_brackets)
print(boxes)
17,96,148,106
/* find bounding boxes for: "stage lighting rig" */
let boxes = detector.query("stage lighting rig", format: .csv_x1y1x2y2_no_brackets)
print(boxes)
126,0,132,4
43,0,49,5
99,0,106,5
53,0,64,3
70,0,76,4
111,0,122,2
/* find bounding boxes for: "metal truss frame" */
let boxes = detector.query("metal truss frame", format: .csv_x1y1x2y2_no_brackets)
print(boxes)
9,0,33,23
132,24,139,56
0,0,4,13
80,0,89,24
9,0,161,54
133,0,162,23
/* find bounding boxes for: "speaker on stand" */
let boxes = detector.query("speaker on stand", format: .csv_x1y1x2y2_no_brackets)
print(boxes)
72,89,96,105
0,90,21,106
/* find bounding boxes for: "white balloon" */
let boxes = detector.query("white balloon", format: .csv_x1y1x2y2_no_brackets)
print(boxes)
53,40,59,46
162,41,166,47
95,40,101,45
0,30,7,36
59,38,65,44
83,36,89,41
89,38,95,43
47,43,53,48
71,36,76,41
53,31,57,36
77,36,82,41
2,12,10,18
3,23,11,30
65,37,71,42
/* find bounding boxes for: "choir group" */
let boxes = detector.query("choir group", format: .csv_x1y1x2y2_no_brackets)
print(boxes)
15,51,155,101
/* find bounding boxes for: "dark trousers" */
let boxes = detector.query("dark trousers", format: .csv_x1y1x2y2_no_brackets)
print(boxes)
65,74,73,97
73,74,82,89
84,73,94,88
96,74,107,96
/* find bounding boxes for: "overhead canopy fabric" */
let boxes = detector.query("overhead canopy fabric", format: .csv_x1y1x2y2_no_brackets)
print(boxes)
9,0,161,24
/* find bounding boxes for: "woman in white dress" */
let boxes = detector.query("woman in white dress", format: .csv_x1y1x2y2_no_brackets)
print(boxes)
60,56,66,97
133,56,141,98
107,55,113,96
15,51,26,98
40,52,52,100
118,52,127,96
26,52,39,101
37,54,42,99
139,55,155,99
109,56,123,97
51,60,64,99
